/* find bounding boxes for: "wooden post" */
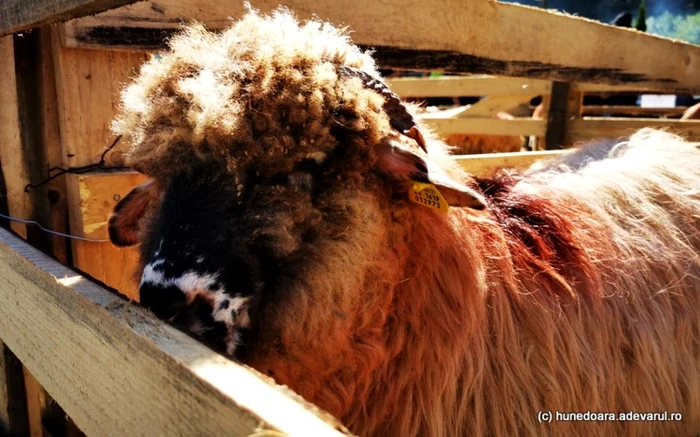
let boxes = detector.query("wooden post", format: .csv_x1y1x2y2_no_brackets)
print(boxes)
544,81,570,150
563,90,584,146
50,28,147,300
0,36,31,239
0,342,30,437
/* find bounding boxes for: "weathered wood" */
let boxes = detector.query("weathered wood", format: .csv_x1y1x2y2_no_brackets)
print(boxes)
421,116,545,136
455,150,569,176
0,227,350,437
38,28,69,264
582,106,688,116
66,171,148,240
23,368,44,437
0,0,139,36
459,95,536,118
0,342,30,437
57,0,700,90
51,28,147,299
566,117,700,144
544,82,570,150
388,76,552,98
0,36,31,238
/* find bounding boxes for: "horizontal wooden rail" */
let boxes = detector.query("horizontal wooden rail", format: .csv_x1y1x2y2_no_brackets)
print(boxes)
421,116,546,136
52,0,700,91
0,227,349,437
455,150,569,176
0,0,137,35
581,106,688,116
387,76,552,97
567,118,700,143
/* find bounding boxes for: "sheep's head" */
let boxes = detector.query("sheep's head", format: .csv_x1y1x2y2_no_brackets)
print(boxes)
108,9,485,357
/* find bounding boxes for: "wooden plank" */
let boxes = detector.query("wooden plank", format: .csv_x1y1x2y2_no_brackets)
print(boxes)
0,36,31,239
38,28,69,264
0,342,30,437
66,171,148,240
571,83,674,93
582,106,689,116
0,227,349,437
22,368,44,437
566,118,700,144
51,28,147,299
544,82,569,150
421,116,545,136
387,76,552,98
0,0,139,36
58,0,700,91
459,95,537,118
455,150,570,177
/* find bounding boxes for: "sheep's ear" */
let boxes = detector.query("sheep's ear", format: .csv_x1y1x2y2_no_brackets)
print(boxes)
108,180,158,247
375,142,487,210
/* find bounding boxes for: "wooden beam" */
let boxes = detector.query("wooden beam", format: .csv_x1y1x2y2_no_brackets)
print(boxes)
566,118,700,144
22,368,44,437
582,106,688,116
0,342,30,437
455,150,570,177
66,171,148,240
0,227,349,437
544,82,569,150
459,95,536,118
37,28,69,264
387,76,552,98
0,0,139,36
421,116,545,136
51,28,147,299
570,83,674,93
0,36,31,239
57,0,700,91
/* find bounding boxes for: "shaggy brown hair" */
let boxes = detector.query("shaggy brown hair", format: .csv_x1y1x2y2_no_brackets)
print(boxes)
112,8,700,437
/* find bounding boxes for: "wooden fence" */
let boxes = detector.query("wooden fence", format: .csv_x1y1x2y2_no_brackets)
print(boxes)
0,0,699,435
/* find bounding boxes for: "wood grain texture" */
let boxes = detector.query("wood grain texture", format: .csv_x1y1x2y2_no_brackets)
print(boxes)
38,28,69,264
455,149,569,176
0,0,138,35
0,342,30,437
57,0,700,90
544,82,570,150
421,116,545,136
0,36,31,238
66,171,148,240
388,76,552,98
582,106,689,116
51,28,147,299
459,95,536,118
22,368,43,437
0,227,350,437
566,117,700,144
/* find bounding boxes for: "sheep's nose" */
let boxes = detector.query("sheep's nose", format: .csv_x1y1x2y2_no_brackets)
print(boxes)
138,257,221,317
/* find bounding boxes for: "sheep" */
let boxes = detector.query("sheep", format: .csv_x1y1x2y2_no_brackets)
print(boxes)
108,9,700,437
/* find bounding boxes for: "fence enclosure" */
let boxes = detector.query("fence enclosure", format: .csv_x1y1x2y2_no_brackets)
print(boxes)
0,0,699,435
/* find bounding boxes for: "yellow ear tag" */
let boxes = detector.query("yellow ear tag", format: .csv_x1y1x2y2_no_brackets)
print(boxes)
408,182,450,213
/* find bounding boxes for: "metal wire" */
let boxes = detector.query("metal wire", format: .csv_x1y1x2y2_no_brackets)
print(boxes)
0,213,109,243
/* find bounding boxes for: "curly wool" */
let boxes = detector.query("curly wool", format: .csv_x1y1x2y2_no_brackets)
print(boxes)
113,8,393,180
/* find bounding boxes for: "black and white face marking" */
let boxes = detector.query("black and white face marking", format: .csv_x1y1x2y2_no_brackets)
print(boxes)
137,163,262,356
132,155,335,357
140,244,251,355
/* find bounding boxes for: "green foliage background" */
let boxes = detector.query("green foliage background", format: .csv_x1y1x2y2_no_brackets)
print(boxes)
647,11,700,44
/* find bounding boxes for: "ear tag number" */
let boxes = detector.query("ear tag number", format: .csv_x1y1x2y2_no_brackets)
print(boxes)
408,182,450,213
